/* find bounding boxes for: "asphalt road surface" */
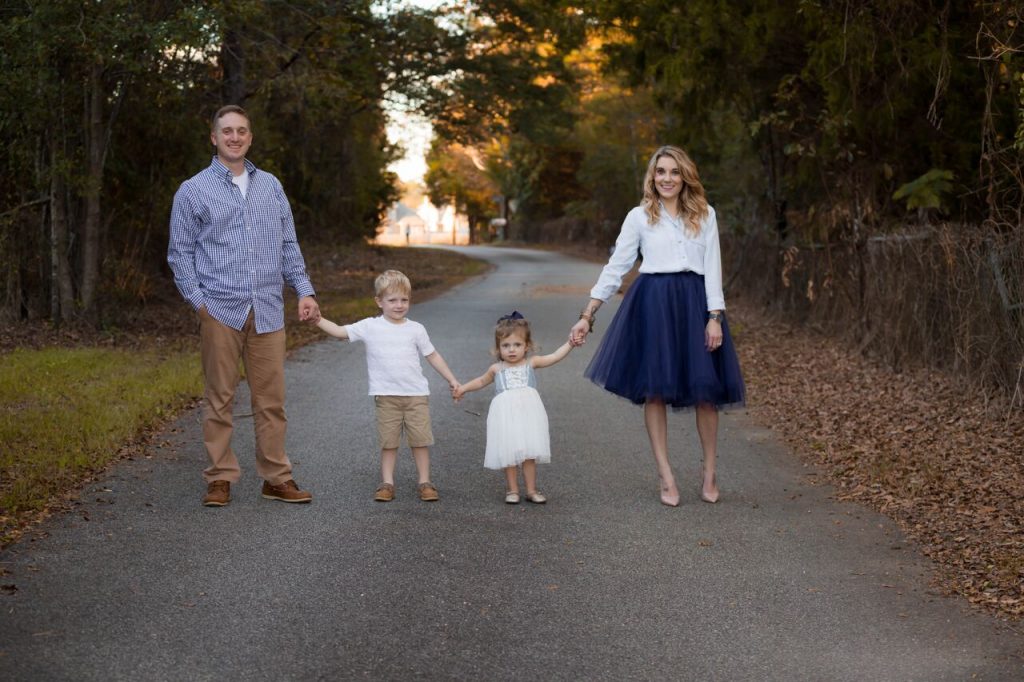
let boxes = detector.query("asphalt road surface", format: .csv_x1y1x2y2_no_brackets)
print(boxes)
1,246,1021,680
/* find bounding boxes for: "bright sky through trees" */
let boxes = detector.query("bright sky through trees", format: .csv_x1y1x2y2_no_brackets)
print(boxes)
385,0,446,183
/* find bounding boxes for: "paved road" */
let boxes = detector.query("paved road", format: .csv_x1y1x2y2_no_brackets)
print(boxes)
1,246,1021,681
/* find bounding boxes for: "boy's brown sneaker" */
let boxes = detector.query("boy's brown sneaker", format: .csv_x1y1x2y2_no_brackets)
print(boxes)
418,482,439,502
261,479,312,503
202,481,231,507
374,483,395,502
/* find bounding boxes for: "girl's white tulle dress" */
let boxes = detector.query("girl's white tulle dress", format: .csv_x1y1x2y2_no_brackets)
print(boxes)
484,362,551,469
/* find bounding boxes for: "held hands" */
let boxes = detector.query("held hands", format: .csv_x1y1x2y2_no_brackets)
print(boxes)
569,318,590,347
450,381,463,402
298,295,321,324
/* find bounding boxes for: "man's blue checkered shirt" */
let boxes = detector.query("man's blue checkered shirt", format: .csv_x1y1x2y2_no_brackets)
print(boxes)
168,157,316,333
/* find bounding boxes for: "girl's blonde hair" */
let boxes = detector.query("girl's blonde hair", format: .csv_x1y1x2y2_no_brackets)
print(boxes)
641,145,709,235
374,269,411,297
494,314,534,357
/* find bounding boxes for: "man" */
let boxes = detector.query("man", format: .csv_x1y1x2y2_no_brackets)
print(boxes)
168,105,320,507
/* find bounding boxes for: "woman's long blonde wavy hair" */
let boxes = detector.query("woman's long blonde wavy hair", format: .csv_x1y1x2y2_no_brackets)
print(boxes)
641,145,708,235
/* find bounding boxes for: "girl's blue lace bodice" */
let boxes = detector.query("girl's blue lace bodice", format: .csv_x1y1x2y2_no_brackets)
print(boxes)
494,363,536,395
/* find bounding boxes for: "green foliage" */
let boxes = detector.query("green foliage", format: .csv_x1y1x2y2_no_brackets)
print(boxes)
0,1,456,322
424,140,498,238
424,0,588,231
0,348,202,514
582,0,1022,236
893,169,955,211
569,84,659,240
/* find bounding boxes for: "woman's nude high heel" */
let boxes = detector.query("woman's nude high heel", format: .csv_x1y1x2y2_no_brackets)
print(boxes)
660,478,680,507
700,467,720,504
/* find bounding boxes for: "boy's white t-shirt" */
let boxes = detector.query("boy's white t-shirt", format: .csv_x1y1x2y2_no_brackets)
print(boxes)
344,316,436,396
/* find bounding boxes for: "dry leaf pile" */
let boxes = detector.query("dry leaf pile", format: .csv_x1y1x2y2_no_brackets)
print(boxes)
733,300,1024,620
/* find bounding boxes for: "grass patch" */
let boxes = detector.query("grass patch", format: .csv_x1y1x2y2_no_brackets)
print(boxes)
0,348,202,519
0,244,487,544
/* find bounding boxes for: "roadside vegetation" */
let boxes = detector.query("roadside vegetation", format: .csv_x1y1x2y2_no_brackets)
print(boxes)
0,244,486,546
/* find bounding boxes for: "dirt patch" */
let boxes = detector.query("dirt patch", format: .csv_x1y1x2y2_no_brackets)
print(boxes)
530,284,593,297
0,243,485,355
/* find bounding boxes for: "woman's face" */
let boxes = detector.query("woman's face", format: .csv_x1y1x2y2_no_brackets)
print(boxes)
653,155,683,203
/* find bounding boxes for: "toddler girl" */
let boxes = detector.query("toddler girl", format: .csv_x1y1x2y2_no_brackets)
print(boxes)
454,312,573,504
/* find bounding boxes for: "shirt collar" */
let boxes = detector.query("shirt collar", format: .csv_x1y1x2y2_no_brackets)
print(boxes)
659,201,684,228
209,156,257,180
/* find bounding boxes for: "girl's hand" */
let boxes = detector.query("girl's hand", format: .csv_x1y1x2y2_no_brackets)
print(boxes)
570,318,591,346
705,320,723,352
452,384,465,402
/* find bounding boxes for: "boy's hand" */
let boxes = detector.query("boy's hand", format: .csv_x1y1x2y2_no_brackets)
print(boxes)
452,383,464,402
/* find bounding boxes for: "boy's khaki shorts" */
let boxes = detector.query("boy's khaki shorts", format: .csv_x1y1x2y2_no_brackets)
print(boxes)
374,395,434,449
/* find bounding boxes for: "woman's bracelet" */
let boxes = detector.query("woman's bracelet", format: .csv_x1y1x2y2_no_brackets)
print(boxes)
579,310,596,332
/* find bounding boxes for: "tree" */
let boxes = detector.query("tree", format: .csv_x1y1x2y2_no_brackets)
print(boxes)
0,0,458,323
425,140,497,243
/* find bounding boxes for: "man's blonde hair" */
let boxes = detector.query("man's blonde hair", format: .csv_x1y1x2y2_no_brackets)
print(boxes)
374,269,412,297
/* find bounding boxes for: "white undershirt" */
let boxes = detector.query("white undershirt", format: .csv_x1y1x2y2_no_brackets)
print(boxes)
231,170,250,199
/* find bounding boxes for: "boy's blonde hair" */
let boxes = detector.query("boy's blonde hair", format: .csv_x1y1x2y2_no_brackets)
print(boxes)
374,269,412,297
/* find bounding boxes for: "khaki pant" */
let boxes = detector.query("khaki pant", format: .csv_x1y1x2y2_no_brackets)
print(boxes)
199,308,292,485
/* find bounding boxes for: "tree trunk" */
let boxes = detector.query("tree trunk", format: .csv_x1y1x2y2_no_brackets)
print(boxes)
79,61,104,318
221,27,246,105
50,141,75,323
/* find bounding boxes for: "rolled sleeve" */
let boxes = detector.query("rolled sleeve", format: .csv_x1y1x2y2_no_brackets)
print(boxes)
590,208,643,301
702,208,725,311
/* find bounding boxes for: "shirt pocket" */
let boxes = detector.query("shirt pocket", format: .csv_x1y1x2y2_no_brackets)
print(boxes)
683,235,706,267
206,196,243,245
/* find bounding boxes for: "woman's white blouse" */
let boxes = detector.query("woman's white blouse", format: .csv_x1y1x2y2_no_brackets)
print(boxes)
589,204,725,310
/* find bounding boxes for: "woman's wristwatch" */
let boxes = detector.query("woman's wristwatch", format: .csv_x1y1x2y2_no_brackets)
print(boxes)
708,311,724,323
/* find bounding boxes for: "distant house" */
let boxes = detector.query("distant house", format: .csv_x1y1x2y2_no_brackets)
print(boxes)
375,196,470,246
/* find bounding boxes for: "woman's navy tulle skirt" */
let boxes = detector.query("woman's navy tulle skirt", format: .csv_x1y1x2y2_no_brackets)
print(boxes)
585,271,746,410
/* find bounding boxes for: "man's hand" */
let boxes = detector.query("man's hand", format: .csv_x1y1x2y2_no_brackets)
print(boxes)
298,296,320,323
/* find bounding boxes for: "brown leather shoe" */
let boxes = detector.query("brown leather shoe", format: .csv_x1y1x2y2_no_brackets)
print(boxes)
202,480,231,507
261,479,312,503
374,482,395,502
418,482,439,502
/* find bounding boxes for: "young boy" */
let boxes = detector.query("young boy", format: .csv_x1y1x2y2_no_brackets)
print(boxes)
317,270,459,501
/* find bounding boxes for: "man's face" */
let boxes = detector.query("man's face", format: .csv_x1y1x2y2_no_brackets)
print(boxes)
210,112,252,166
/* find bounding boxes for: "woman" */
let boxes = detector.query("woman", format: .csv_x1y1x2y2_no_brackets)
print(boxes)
570,145,745,506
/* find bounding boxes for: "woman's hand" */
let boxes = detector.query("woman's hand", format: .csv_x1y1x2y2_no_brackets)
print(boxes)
570,318,591,346
705,319,723,352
